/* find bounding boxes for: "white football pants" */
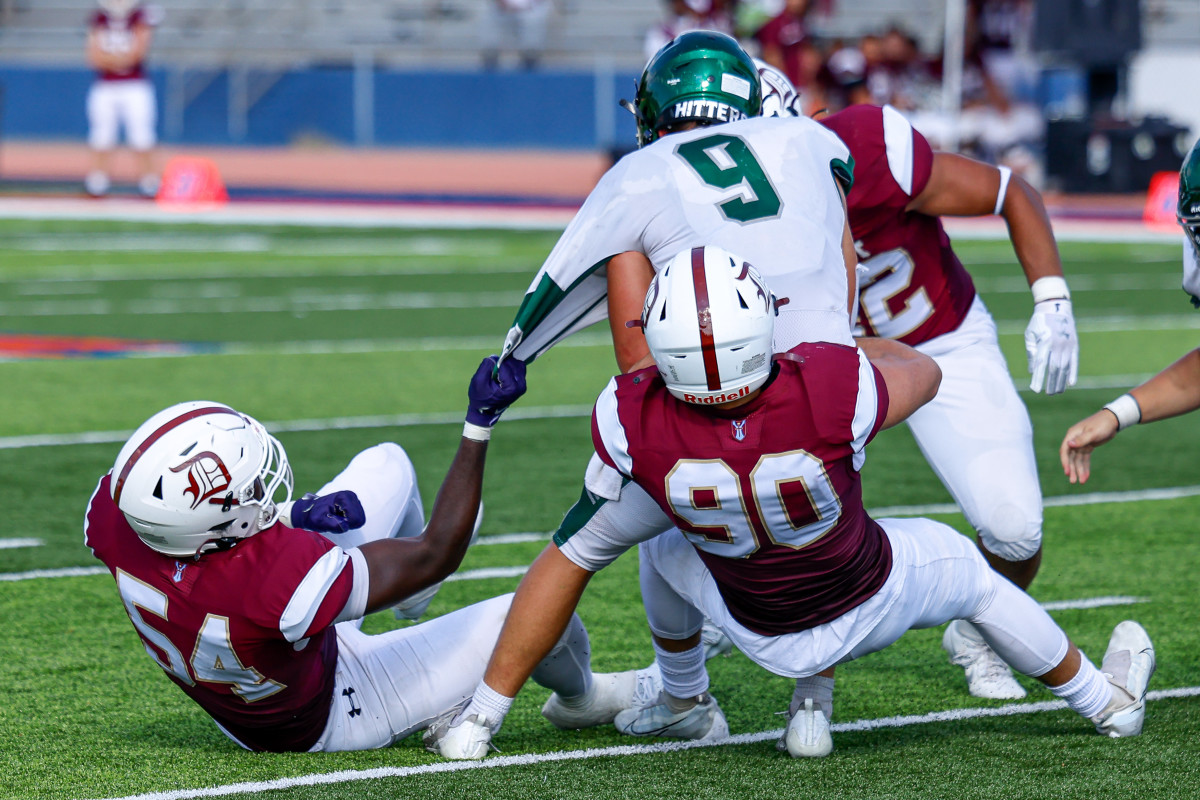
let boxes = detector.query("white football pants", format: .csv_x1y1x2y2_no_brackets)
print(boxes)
257,442,592,752
639,517,1068,681
907,297,1043,562
87,79,157,151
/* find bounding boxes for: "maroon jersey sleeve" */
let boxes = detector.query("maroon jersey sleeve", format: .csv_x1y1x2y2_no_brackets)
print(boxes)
822,104,976,345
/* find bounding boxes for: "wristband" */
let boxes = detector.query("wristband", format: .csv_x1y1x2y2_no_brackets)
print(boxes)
1103,393,1142,431
463,422,492,442
994,165,1012,215
1031,275,1071,303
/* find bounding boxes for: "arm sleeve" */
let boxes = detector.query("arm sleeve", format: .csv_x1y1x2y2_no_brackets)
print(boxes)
555,481,673,572
273,537,356,643
590,378,633,477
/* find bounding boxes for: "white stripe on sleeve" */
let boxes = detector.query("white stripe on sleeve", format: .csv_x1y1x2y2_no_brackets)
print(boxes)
279,547,352,642
333,547,369,625
593,378,633,477
882,105,915,196
850,348,880,470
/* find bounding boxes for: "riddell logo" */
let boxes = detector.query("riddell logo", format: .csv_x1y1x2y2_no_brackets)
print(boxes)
683,385,750,404
169,451,234,510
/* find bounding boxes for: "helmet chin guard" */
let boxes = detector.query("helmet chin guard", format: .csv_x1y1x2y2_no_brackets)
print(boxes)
111,401,293,557
642,246,777,405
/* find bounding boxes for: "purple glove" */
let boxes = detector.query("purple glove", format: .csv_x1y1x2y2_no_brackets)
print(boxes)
466,355,527,427
291,491,366,533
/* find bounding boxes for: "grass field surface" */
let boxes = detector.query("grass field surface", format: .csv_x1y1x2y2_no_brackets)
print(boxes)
0,219,1197,800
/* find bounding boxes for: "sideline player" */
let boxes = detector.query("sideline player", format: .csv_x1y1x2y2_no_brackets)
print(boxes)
722,62,1079,701
85,0,160,198
427,247,1154,759
85,357,645,752
1061,137,1200,480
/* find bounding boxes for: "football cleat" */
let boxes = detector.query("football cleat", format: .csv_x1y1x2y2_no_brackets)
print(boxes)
1092,620,1156,738
942,619,1027,700
780,698,833,758
542,664,661,730
614,691,729,741
424,701,495,760
701,620,734,660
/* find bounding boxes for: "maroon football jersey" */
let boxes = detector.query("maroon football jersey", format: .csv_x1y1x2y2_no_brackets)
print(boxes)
822,104,977,345
90,8,148,81
85,474,354,752
592,343,892,636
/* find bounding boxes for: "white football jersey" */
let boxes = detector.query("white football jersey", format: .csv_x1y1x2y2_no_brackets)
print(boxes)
505,114,855,361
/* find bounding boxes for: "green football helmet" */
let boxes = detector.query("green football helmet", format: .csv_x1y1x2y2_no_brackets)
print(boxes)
632,31,762,147
1178,136,1200,255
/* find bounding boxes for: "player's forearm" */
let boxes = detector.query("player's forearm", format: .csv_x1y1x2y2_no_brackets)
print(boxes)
1128,348,1200,424
1002,176,1065,286
483,544,593,696
421,438,488,569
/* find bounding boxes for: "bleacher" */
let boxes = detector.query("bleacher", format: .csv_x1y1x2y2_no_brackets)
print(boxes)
2,1,1196,72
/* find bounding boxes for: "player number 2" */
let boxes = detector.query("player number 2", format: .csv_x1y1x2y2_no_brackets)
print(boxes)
665,450,842,557
855,248,934,339
117,570,286,702
675,133,783,223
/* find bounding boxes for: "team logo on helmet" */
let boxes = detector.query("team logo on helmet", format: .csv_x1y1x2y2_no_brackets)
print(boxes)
169,451,235,510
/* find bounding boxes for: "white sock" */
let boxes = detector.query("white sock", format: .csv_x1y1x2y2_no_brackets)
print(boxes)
463,681,514,733
791,675,835,719
653,639,708,700
1049,656,1114,719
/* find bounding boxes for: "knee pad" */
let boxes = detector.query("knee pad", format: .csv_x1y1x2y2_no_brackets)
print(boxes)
978,502,1042,563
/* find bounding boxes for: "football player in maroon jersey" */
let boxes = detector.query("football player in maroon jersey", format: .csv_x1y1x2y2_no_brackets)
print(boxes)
86,357,651,752
85,0,159,197
427,247,1152,760
743,63,1078,700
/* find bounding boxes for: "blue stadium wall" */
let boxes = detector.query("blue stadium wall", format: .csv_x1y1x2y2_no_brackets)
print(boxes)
0,65,642,149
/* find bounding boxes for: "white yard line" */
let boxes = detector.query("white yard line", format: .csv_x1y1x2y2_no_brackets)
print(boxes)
0,538,43,549
81,687,1200,800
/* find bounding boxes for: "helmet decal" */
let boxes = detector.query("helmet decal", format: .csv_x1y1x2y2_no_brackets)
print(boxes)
112,405,240,505
169,451,234,511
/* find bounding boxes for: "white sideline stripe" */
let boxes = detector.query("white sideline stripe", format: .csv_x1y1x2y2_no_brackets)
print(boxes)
0,375,1168,450
868,484,1200,517
444,566,529,583
0,538,43,549
83,688,1200,800
0,566,108,581
475,532,550,546
0,404,595,450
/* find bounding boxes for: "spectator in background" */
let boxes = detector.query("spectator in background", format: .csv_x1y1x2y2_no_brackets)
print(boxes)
755,0,828,115
481,0,554,70
85,0,159,198
644,0,735,63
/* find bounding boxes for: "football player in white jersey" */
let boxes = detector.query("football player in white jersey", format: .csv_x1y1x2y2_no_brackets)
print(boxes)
499,30,861,369
1061,137,1200,479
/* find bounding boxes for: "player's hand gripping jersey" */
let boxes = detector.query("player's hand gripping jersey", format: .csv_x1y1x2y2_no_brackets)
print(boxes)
502,115,855,363
822,104,976,345
591,342,891,636
85,474,363,752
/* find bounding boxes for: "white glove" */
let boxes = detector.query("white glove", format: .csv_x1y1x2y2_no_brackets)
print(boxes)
1025,297,1079,395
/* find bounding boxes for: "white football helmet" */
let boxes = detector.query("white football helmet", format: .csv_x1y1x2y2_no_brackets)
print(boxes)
642,246,777,405
110,401,293,557
755,58,802,118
